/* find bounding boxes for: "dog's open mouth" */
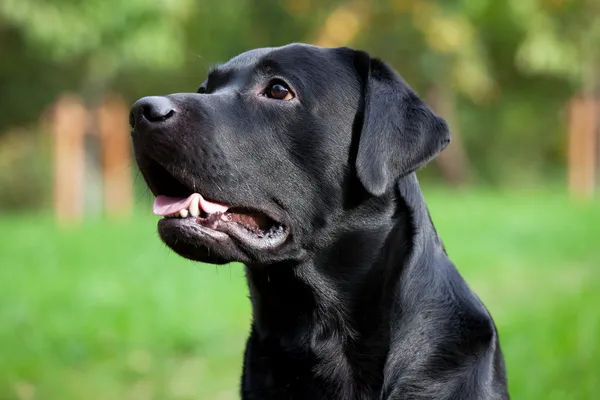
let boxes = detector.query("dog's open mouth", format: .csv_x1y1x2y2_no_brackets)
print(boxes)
153,193,287,241
137,158,290,257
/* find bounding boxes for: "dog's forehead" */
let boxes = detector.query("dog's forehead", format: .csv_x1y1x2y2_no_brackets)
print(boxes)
219,44,340,77
224,47,278,68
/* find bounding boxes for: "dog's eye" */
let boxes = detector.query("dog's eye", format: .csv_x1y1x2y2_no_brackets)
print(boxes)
265,82,294,101
197,82,207,94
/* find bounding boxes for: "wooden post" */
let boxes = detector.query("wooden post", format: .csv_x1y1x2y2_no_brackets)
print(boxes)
567,96,598,199
98,94,133,218
50,95,87,224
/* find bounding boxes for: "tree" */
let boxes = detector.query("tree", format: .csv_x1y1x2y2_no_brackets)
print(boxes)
0,0,191,100
514,0,599,93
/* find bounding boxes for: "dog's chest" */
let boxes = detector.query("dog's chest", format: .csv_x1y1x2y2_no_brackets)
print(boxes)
241,336,381,400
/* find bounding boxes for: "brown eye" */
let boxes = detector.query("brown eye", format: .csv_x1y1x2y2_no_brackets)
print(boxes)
266,82,294,100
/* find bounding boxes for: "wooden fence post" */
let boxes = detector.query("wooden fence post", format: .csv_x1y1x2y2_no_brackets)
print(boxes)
567,96,598,200
98,94,133,218
51,94,87,223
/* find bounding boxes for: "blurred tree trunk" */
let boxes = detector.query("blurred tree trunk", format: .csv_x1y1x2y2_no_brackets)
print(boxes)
581,7,600,188
427,85,472,186
569,0,599,198
595,68,600,189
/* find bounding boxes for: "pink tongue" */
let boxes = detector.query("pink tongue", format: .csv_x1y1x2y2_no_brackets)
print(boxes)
152,193,229,216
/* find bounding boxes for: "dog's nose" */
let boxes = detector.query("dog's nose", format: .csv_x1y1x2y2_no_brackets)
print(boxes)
130,96,176,129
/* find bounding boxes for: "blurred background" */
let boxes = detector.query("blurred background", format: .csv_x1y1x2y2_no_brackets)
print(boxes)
0,0,599,399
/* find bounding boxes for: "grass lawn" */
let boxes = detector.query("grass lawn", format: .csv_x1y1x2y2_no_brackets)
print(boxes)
1,187,599,399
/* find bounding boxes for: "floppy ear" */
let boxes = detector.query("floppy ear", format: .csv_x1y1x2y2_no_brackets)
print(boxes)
352,51,450,196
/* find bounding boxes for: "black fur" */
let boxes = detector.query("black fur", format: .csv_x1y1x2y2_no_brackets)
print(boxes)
130,43,509,399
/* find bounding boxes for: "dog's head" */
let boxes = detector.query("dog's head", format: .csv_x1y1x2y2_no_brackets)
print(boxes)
130,44,449,265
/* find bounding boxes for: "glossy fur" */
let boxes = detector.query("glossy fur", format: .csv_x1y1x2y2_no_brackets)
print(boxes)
130,43,509,399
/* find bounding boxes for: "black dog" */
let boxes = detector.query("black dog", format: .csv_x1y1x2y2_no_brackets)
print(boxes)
130,43,509,399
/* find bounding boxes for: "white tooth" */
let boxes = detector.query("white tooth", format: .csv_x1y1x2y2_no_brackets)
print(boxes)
189,197,200,217
179,209,189,218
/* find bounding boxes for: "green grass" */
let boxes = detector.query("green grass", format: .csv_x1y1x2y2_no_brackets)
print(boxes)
1,188,599,399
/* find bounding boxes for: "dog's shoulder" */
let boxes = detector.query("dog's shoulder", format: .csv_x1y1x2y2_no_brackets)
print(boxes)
381,257,507,399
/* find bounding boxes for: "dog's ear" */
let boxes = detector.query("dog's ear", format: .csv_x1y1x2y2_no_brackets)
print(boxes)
351,51,450,196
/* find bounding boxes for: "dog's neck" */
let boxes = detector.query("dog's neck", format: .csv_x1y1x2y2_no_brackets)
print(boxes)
244,173,447,347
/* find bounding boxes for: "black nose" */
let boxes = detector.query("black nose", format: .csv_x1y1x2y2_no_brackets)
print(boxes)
130,96,176,129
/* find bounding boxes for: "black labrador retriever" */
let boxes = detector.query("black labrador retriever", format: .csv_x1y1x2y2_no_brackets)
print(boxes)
129,43,509,400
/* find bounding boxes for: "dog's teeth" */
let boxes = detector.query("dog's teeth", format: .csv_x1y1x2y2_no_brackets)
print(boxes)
179,209,189,218
189,198,200,217
221,213,232,222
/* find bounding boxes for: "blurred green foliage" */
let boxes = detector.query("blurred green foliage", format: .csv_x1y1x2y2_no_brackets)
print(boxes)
0,131,51,210
0,0,598,188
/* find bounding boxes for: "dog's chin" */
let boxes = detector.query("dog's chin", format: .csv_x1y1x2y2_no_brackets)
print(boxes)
157,217,289,264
